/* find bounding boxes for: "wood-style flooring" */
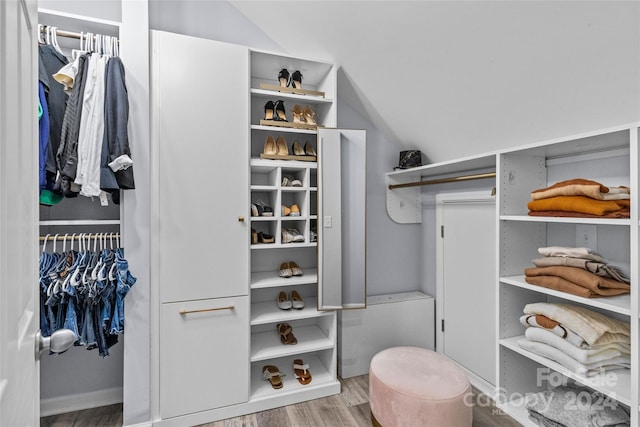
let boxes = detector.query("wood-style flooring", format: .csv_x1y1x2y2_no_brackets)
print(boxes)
40,375,523,426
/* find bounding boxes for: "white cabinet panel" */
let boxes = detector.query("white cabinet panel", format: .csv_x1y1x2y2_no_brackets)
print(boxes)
152,31,249,303
160,296,249,419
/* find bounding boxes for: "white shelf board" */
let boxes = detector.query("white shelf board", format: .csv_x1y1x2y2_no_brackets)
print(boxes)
281,216,307,221
500,276,631,316
251,269,318,289
386,152,496,180
500,336,631,406
251,158,317,169
39,219,120,226
252,243,316,250
251,298,331,325
250,325,334,362
39,8,121,28
250,353,337,401
250,89,333,104
251,185,277,192
500,215,631,226
281,187,308,192
251,125,317,135
250,217,277,222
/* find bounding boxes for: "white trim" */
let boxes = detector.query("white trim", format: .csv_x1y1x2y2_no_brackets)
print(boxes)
40,387,122,417
123,422,153,427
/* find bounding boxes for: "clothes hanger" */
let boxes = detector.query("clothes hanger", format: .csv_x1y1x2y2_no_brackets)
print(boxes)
51,27,64,56
42,234,50,254
38,25,45,45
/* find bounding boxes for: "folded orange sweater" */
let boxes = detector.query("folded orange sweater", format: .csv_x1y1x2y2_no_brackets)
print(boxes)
527,196,626,216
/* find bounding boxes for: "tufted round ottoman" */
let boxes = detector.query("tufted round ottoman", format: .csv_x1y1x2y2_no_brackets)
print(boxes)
369,346,472,427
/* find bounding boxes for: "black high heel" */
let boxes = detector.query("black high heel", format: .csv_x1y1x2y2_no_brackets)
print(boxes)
278,69,290,88
291,71,302,89
264,101,275,120
274,100,287,122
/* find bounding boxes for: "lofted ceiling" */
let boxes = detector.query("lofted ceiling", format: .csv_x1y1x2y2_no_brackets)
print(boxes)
230,1,640,164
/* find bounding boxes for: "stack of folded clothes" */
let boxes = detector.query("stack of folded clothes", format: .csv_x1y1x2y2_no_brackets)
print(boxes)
518,302,630,377
526,382,630,427
528,178,630,218
525,246,630,298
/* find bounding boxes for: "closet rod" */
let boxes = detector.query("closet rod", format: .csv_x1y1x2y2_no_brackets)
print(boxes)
39,232,120,242
388,172,496,190
39,25,119,43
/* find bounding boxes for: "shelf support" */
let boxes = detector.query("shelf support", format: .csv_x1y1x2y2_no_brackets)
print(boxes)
385,173,422,224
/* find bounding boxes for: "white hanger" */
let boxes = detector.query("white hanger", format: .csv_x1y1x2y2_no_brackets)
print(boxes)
62,233,69,253
70,233,77,252
38,25,45,44
52,234,59,253
50,27,64,56
42,234,51,253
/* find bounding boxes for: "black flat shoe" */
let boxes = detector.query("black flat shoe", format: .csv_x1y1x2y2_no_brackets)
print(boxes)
278,69,290,88
274,100,287,121
291,70,302,89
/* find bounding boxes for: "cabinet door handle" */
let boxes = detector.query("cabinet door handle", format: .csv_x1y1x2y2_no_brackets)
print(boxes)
238,216,245,222
179,305,235,315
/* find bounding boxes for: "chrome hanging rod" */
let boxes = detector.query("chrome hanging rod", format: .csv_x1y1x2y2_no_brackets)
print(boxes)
388,172,496,190
39,24,119,43
39,232,120,242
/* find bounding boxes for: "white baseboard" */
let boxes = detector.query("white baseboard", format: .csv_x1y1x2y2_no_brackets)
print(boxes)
40,387,123,417
123,422,153,427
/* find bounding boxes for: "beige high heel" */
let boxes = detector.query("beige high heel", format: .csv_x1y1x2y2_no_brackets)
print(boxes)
292,140,305,156
276,136,288,155
304,141,316,156
291,104,305,124
303,106,317,125
264,135,277,155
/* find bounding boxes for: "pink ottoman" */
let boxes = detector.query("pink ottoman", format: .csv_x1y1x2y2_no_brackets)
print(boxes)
369,347,472,427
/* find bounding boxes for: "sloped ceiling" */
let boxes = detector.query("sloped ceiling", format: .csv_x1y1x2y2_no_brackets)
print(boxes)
231,1,640,164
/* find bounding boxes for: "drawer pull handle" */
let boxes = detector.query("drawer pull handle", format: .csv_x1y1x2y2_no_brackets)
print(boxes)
179,305,235,315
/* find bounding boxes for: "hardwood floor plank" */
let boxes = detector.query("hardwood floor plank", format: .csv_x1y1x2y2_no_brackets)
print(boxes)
41,375,522,427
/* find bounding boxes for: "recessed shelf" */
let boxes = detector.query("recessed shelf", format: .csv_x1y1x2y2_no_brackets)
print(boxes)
500,215,631,226
500,336,631,406
39,219,121,226
500,276,631,316
251,298,331,325
249,353,338,402
251,242,317,250
251,88,333,104
250,325,334,362
251,185,278,192
251,269,318,289
251,125,317,135
251,158,317,169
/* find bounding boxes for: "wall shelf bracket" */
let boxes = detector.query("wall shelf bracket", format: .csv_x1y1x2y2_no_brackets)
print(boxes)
386,173,422,224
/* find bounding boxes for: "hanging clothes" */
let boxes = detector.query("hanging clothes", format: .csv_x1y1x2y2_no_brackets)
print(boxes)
38,44,69,190
56,53,89,197
38,82,50,191
39,235,136,358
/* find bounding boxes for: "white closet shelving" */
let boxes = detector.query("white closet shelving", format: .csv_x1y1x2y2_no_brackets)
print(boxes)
248,48,339,405
385,122,639,426
150,31,340,426
496,123,638,426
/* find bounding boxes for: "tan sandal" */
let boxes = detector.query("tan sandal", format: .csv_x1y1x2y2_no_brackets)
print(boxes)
293,359,312,385
277,322,297,345
262,365,284,389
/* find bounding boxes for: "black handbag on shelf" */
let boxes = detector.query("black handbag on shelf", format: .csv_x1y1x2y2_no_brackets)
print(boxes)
394,150,423,170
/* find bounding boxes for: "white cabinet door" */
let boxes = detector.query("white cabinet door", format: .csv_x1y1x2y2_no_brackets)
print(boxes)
152,31,249,303
437,192,496,387
0,1,40,425
160,296,249,419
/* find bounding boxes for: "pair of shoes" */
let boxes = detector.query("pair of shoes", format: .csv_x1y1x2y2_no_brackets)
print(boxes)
264,100,287,121
310,227,317,242
281,175,302,187
262,365,284,389
290,105,317,126
278,69,302,89
277,290,304,309
291,139,316,157
264,135,289,156
281,204,300,217
262,360,312,389
281,228,304,243
278,262,304,278
277,322,297,345
252,200,273,217
293,359,312,385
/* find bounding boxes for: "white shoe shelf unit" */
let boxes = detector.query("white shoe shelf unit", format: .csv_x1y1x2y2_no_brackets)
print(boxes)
385,123,639,426
150,30,339,426
248,48,339,408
